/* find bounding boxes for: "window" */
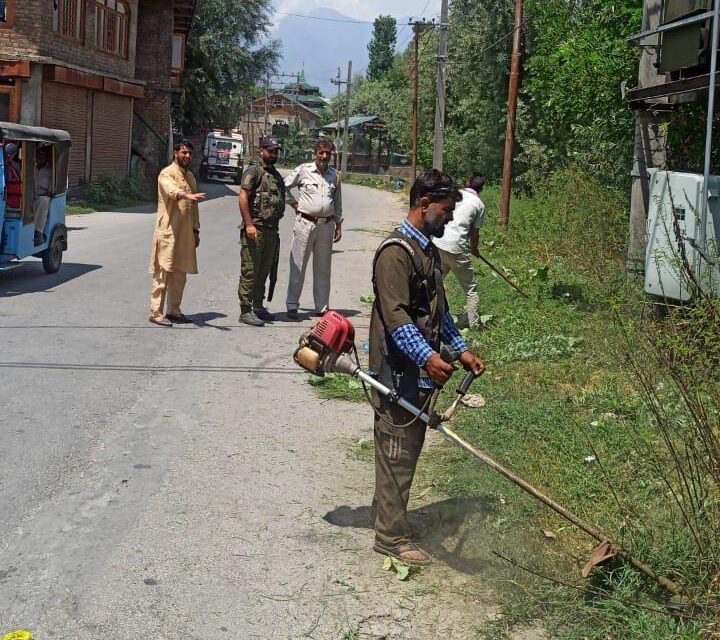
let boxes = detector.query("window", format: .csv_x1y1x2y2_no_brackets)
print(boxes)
0,85,19,122
172,33,185,75
95,0,129,58
0,0,9,24
54,0,84,41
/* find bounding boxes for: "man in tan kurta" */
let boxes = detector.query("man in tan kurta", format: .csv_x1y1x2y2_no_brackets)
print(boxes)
148,140,206,327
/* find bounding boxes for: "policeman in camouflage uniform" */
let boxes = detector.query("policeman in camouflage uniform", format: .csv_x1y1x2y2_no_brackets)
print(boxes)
238,136,286,327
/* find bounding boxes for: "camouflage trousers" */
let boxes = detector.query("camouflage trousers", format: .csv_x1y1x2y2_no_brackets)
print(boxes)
238,225,279,313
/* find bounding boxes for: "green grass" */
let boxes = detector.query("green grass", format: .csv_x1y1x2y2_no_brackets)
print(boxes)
306,373,366,403
343,174,407,193
428,179,717,638
306,169,720,638
66,204,96,216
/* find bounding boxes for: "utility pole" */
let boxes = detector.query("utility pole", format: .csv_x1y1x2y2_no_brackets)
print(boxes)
263,73,270,135
331,65,351,169
627,0,666,275
432,0,449,170
331,67,342,168
410,21,422,181
341,60,352,174
499,0,524,230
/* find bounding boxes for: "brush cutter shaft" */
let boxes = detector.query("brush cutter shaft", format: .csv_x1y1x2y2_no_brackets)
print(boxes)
352,365,686,596
357,368,604,541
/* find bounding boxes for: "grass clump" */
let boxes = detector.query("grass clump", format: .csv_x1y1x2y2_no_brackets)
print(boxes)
306,373,365,404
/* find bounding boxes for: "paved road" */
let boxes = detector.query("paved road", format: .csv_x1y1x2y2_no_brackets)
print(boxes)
0,180,490,639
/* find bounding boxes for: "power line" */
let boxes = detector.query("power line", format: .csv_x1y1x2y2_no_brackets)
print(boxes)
274,11,373,24
397,0,435,41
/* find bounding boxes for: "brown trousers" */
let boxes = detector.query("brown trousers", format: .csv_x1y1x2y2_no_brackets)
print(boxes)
372,391,430,547
150,268,187,318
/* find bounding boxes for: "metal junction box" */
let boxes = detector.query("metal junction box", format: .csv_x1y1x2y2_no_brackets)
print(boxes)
645,170,720,301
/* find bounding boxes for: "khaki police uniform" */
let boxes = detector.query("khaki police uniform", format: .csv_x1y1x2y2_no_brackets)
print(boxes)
369,230,446,549
238,161,285,314
149,162,200,319
284,162,342,313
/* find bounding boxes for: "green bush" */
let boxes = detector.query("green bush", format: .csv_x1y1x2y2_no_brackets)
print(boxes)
82,174,153,208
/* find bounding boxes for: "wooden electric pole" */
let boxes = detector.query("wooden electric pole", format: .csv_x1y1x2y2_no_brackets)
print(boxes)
627,0,666,275
263,74,270,135
432,0,449,170
409,20,431,181
330,67,344,168
499,0,524,230
341,60,352,174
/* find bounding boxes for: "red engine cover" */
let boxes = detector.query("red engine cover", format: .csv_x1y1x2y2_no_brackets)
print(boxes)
311,310,355,354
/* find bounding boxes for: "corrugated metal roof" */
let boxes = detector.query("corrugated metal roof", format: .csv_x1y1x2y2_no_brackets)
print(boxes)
320,115,379,130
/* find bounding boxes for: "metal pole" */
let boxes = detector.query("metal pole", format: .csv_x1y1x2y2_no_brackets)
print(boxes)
499,0,524,230
432,0,449,170
701,1,720,255
412,22,420,181
341,60,352,174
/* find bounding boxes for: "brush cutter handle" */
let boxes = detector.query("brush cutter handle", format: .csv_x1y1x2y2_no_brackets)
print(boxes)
456,370,476,397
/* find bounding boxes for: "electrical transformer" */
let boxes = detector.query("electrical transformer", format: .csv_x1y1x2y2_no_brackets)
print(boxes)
659,0,713,75
645,170,720,301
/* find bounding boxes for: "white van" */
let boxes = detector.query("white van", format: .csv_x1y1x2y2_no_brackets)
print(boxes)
199,131,244,184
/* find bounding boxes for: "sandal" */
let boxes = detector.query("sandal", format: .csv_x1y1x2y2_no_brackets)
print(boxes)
373,541,432,566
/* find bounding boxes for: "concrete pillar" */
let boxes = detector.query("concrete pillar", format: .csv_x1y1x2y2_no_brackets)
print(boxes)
20,62,43,126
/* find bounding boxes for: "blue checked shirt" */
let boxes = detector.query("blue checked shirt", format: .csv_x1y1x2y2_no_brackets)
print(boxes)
389,220,468,388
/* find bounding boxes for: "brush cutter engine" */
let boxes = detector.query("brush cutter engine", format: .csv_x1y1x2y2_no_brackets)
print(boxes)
293,310,360,377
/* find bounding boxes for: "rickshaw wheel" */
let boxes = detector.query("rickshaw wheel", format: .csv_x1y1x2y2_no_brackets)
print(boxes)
42,233,63,274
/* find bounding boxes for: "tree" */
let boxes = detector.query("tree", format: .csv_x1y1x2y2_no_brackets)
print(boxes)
367,15,397,80
174,0,279,132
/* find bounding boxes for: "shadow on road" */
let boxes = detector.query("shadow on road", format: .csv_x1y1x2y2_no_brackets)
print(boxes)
0,262,102,298
323,496,498,574
185,311,230,331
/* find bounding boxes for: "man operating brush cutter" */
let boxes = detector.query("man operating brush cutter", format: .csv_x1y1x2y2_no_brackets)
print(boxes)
367,170,486,565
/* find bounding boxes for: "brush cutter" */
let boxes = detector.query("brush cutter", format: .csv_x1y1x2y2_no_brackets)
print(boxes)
293,311,686,597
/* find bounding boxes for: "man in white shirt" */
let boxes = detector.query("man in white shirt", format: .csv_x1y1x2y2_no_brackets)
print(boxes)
284,139,343,320
34,145,53,246
433,174,486,329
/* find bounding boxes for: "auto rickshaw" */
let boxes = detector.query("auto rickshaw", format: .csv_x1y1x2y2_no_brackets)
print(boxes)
0,122,70,274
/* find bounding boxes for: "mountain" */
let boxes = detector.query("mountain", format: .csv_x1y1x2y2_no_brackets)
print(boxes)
274,8,414,97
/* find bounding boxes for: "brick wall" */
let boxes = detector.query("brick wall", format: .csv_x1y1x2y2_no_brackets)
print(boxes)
0,0,138,79
132,0,174,184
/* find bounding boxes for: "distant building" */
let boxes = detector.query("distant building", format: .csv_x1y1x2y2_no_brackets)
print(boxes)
0,0,199,187
243,71,329,155
320,115,391,174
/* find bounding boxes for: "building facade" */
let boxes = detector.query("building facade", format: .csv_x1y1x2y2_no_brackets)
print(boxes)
0,0,198,187
243,73,329,155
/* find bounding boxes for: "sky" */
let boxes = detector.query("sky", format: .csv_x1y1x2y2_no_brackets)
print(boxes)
271,0,442,94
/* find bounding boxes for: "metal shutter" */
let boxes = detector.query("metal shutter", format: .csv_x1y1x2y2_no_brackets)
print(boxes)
91,92,132,180
42,82,89,187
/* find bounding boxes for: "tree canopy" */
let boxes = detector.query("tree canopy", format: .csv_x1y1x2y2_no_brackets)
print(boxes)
367,15,398,81
353,0,642,191
174,0,279,132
